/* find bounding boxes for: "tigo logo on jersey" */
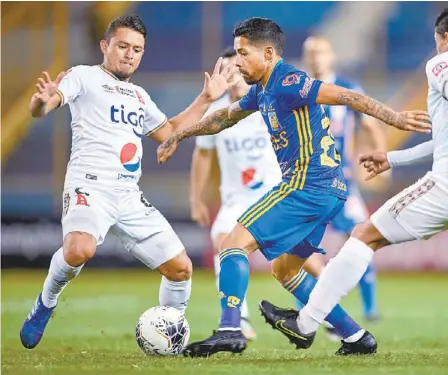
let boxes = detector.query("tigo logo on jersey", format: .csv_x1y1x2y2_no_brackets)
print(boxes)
110,105,144,138
120,143,140,172
242,168,264,190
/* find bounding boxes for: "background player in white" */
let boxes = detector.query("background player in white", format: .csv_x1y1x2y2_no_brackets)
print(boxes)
296,36,386,331
264,8,446,343
190,47,282,340
20,15,229,349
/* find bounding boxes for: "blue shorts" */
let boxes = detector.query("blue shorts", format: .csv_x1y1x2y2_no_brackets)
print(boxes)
237,181,345,261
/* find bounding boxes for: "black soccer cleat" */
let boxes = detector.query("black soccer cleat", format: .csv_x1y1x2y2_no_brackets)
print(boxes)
183,330,247,358
259,300,316,349
336,330,377,356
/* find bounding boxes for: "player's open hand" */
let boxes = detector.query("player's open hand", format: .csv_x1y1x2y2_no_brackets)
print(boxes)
157,135,179,164
201,57,229,102
392,111,431,134
34,71,66,103
190,200,211,227
359,151,391,181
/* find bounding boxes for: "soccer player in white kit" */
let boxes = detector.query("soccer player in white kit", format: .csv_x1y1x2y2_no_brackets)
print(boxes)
20,15,229,349
262,8,447,344
190,47,282,340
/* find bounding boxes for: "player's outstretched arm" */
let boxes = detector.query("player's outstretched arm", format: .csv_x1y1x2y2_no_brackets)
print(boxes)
29,71,66,117
156,101,254,164
359,140,434,180
315,83,431,134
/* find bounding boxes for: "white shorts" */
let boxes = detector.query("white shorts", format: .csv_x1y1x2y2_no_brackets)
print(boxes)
371,172,448,244
211,203,247,243
61,186,185,269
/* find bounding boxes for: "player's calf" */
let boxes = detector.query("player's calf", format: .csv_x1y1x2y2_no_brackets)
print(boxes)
158,250,192,313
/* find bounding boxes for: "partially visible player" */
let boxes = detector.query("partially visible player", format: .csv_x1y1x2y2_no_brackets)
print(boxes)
19,15,229,349
260,8,447,347
156,17,430,357
298,36,386,325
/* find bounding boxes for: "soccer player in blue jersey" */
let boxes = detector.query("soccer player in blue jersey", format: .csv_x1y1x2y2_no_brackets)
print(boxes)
298,36,386,327
157,18,430,357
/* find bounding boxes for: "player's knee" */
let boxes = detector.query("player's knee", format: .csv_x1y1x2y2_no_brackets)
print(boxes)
63,231,96,266
351,221,387,251
159,251,192,282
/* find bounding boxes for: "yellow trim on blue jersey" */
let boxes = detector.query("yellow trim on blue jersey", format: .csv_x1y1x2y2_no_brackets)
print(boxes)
239,182,292,227
241,183,294,228
299,107,313,190
298,108,310,190
291,110,304,189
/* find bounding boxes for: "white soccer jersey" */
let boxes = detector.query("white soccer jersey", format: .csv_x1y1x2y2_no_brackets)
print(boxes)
57,65,167,189
196,95,282,206
426,51,448,176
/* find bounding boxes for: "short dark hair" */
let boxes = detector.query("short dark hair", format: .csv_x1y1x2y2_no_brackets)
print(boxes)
104,15,147,41
221,46,237,58
435,8,448,35
233,17,285,55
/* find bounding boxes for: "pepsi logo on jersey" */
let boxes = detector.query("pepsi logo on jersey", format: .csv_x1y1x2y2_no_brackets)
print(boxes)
120,143,140,172
110,105,144,138
242,168,264,190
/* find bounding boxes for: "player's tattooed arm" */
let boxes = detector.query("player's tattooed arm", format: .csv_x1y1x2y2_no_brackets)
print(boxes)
316,83,431,134
156,102,254,164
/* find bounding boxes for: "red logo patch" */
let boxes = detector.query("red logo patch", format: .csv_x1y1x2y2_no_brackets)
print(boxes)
135,90,145,105
282,74,300,86
432,61,448,77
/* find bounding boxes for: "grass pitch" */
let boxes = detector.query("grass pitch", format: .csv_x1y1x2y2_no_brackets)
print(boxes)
2,269,447,375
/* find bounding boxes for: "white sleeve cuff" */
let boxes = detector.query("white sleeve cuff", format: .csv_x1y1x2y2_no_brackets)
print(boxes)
387,141,434,168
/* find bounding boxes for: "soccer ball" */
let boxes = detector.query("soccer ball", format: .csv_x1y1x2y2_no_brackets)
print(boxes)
136,306,190,356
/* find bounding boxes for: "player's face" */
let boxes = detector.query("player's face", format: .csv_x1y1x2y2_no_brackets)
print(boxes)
435,31,448,54
222,56,250,99
234,36,270,85
303,38,335,77
101,27,145,80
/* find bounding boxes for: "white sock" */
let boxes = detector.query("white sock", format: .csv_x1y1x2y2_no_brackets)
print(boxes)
41,247,84,308
159,276,191,313
298,237,374,334
214,254,249,319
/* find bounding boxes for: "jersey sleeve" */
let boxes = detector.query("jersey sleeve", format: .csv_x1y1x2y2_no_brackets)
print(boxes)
238,85,258,111
276,71,322,111
140,91,168,135
426,54,448,99
57,66,86,105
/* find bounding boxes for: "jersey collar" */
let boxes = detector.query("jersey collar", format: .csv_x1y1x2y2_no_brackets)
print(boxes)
262,58,284,90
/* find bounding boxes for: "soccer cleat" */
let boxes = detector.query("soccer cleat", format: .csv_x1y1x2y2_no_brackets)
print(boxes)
240,317,257,341
259,300,315,349
183,330,247,358
20,293,56,349
336,330,377,356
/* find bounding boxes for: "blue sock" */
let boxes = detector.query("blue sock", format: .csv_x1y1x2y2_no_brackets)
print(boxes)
218,248,250,330
283,270,362,339
358,263,377,318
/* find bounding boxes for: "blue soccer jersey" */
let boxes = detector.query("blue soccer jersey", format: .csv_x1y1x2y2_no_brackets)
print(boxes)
236,59,348,261
239,59,348,200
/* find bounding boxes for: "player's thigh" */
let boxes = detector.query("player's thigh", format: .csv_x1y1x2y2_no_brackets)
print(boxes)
237,181,345,261
371,173,448,244
211,204,246,253
61,186,117,248
115,190,186,270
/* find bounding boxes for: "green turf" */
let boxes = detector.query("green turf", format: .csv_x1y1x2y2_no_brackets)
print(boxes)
2,269,448,375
